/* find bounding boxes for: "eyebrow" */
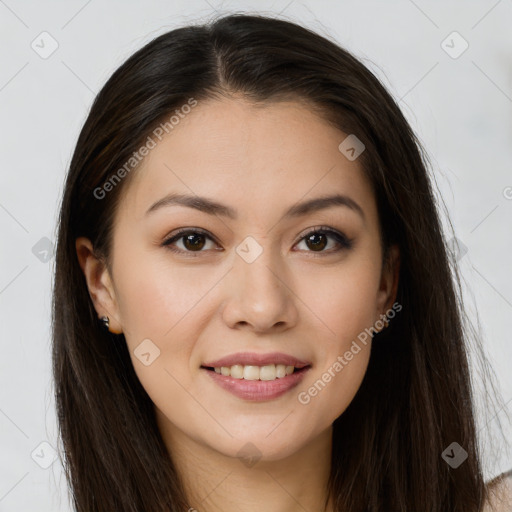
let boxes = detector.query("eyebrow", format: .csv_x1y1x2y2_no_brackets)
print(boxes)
145,192,365,221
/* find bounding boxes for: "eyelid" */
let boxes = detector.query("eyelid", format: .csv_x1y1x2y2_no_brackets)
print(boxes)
163,226,216,244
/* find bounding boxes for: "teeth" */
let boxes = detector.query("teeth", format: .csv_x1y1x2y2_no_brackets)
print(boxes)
230,364,243,379
212,364,296,380
276,364,287,378
243,365,260,380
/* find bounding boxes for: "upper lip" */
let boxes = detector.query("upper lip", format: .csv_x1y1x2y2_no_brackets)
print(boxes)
202,352,311,369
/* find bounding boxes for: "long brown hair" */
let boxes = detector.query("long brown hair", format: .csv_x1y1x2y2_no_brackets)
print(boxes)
52,12,503,511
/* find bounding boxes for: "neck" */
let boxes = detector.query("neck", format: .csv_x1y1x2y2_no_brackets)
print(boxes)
157,412,334,512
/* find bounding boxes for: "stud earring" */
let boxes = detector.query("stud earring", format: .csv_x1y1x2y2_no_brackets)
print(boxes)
100,315,110,330
376,317,390,334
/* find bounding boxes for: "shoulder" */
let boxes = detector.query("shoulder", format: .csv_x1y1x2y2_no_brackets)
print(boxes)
483,469,512,512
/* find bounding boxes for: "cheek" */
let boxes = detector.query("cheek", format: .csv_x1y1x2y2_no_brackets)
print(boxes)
112,247,236,402
295,255,381,342
113,246,213,343
291,257,379,419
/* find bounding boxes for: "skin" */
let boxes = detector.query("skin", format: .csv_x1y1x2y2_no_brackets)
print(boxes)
76,96,400,512
484,475,512,512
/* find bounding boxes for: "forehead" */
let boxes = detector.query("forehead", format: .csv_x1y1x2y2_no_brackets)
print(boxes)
117,97,377,226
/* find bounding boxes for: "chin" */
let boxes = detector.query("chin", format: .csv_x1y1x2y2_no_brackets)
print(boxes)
206,424,315,463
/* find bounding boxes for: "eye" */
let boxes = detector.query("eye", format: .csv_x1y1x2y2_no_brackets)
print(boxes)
162,228,218,256
161,226,353,256
294,226,353,255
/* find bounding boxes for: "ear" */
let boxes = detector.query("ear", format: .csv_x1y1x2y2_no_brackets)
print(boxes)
376,244,400,317
75,237,123,334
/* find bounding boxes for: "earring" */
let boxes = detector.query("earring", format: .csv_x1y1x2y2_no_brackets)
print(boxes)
100,315,110,330
376,317,390,334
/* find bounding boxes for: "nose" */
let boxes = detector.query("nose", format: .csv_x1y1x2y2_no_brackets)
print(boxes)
221,243,299,333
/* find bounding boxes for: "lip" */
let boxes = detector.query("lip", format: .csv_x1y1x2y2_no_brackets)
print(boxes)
202,352,311,369
203,366,311,401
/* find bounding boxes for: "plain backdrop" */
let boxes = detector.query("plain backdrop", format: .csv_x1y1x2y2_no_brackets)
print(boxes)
1,1,511,510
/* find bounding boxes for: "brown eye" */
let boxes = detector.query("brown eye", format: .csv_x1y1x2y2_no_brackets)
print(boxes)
295,227,353,254
182,233,206,251
162,229,217,255
304,232,328,251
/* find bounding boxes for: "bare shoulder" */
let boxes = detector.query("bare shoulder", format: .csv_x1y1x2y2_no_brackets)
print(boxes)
484,470,512,512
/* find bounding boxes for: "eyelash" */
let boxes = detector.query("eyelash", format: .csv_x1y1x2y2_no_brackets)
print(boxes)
161,226,354,258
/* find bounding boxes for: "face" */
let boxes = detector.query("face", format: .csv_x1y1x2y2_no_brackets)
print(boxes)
77,96,399,462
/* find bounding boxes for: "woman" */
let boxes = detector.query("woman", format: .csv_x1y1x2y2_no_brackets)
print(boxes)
52,12,511,511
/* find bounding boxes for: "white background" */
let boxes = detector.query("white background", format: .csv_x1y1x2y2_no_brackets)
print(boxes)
0,1,511,510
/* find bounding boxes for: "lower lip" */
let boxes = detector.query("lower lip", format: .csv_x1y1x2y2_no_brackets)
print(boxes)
203,367,310,401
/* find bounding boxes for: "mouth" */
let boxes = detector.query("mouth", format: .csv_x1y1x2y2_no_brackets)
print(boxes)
200,363,311,381
200,353,312,401
201,364,311,401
